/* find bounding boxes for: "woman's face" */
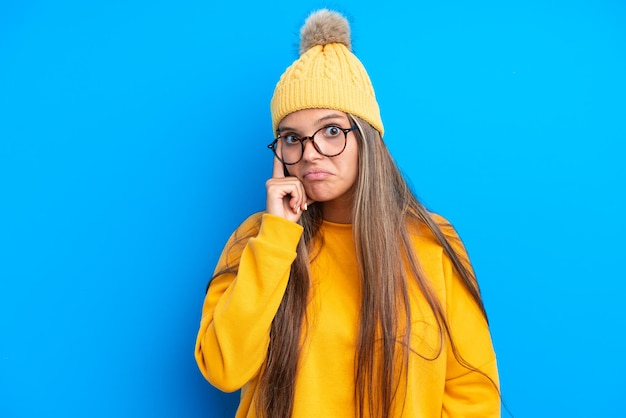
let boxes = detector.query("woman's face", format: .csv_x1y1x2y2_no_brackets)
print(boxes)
278,108,359,207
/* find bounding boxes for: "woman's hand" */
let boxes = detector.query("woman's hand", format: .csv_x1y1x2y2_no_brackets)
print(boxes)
266,144,312,223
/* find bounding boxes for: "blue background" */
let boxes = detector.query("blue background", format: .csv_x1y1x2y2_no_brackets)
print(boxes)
1,0,625,417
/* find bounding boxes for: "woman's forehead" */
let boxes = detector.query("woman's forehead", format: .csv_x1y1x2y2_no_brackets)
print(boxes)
279,109,349,130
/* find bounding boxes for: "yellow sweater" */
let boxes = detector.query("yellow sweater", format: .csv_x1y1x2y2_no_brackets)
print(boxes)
195,213,499,417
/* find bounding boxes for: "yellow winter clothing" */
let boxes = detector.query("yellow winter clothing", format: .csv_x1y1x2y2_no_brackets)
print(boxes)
195,213,499,417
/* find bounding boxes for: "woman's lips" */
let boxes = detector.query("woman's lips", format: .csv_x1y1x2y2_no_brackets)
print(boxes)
304,170,332,180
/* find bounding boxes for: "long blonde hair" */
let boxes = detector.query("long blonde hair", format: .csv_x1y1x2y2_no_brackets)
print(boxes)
213,115,488,418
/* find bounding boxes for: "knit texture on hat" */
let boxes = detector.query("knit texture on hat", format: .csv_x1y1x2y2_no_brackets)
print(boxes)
270,9,384,136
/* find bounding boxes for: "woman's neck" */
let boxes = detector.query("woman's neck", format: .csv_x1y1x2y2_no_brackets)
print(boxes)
320,197,353,224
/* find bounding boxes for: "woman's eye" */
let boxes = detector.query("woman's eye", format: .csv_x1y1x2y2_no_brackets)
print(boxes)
283,135,300,145
324,126,342,137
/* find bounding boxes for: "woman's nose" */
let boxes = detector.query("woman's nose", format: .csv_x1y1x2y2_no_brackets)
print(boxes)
301,138,322,161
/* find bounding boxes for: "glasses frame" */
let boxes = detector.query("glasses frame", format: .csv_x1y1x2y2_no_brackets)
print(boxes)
267,125,358,165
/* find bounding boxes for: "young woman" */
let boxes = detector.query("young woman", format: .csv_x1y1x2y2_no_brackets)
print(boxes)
195,9,500,418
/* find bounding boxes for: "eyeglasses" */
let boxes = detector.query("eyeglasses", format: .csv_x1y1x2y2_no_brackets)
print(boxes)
267,125,358,165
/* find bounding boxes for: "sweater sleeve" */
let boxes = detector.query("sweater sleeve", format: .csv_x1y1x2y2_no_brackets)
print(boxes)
194,213,303,392
437,218,500,418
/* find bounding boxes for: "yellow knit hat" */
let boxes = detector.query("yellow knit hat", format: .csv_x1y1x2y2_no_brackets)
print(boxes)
270,9,384,136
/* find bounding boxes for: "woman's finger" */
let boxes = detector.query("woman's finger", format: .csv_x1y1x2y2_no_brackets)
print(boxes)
265,177,302,220
272,141,285,179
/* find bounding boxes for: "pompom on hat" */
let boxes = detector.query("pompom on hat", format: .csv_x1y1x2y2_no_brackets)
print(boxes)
270,9,384,136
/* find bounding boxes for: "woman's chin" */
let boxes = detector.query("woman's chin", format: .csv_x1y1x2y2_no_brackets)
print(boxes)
304,188,333,203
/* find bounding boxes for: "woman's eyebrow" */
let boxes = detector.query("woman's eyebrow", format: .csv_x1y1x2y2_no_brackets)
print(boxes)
276,125,298,134
316,113,346,124
278,113,347,132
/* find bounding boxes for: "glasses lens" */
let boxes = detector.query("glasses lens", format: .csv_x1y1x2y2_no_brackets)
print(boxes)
280,139,302,164
313,126,347,157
